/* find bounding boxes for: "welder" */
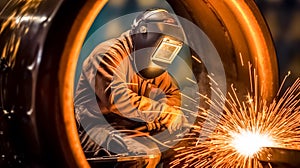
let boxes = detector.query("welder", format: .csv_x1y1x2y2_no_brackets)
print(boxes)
74,8,188,167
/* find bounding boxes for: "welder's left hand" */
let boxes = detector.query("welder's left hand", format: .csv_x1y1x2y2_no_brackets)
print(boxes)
146,118,162,131
159,105,188,134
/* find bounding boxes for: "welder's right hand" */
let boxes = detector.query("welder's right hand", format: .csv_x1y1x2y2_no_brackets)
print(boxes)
159,105,187,134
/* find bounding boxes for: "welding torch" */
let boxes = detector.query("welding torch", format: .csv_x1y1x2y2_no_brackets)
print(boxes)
133,122,200,149
135,122,201,132
136,105,201,132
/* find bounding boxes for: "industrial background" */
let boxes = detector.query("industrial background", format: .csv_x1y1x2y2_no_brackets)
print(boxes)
256,0,300,86
86,0,300,87
0,0,299,167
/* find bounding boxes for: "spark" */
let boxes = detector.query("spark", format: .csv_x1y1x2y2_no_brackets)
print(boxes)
192,55,202,64
239,52,244,66
125,83,138,86
0,0,42,68
171,65,300,168
186,77,197,85
230,130,274,157
207,74,218,86
180,93,198,103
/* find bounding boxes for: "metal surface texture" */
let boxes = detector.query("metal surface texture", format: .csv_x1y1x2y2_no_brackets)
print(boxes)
258,147,300,168
0,0,278,167
170,0,278,101
0,0,63,167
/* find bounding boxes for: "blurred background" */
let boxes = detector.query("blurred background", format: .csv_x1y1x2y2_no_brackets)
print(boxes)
80,0,300,90
256,0,300,89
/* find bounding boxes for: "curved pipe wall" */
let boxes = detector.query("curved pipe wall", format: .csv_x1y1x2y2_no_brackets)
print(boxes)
0,0,278,167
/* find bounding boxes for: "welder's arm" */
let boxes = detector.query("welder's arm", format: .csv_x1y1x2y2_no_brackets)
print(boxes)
154,71,182,107
85,52,187,132
106,72,187,133
144,72,186,132
146,105,188,134
87,53,164,123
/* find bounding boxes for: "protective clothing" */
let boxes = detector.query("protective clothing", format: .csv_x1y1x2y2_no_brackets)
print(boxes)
74,30,185,160
158,105,187,134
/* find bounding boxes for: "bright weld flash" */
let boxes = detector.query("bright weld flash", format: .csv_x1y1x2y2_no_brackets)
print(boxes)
231,130,274,157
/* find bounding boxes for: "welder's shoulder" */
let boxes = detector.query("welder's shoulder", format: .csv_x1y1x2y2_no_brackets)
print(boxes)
79,40,115,71
91,39,121,56
91,30,132,57
82,31,132,68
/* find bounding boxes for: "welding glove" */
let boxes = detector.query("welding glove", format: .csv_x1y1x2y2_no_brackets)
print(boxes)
146,118,162,132
106,131,160,158
158,105,187,134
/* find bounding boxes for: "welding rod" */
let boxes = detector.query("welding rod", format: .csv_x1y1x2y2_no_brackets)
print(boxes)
136,122,201,131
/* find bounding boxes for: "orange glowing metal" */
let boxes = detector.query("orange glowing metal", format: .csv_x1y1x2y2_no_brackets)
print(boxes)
230,130,274,157
170,66,300,168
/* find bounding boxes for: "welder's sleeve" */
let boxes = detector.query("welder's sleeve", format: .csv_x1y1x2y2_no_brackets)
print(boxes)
86,52,168,123
154,72,181,107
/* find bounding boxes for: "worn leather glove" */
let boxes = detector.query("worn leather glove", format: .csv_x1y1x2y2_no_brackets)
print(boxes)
146,118,162,132
158,105,187,134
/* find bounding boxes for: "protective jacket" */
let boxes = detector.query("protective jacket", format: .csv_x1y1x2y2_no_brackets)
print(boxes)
74,31,181,152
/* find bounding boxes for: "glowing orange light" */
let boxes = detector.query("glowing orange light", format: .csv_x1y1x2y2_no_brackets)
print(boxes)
170,65,300,168
230,130,274,157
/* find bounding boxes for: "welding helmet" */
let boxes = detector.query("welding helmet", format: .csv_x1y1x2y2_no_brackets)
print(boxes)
130,9,185,79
